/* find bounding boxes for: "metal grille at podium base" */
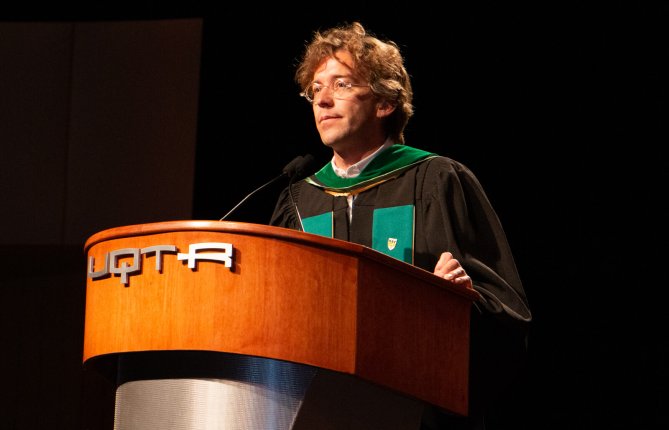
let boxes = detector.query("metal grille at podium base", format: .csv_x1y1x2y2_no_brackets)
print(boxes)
114,377,309,430
113,354,317,430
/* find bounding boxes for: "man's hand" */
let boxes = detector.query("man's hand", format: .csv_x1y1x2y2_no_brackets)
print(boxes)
433,251,473,289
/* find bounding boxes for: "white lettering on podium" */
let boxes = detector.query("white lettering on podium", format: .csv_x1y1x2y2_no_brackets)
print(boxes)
177,242,233,269
88,242,234,286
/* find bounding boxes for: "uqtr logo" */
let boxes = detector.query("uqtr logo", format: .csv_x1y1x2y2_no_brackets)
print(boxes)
88,242,234,286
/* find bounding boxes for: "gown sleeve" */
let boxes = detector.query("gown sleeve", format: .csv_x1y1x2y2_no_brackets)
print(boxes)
420,157,531,326
420,157,532,415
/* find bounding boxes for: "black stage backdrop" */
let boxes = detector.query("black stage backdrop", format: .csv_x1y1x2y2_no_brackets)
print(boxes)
193,4,667,429
2,2,666,429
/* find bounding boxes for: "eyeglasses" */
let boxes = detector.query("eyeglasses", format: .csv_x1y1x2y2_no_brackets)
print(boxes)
300,79,370,103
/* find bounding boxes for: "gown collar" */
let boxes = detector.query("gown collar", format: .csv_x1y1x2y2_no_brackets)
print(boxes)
305,144,437,194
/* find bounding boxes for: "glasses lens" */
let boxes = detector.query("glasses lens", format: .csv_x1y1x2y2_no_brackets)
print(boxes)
332,80,347,94
301,85,316,103
308,86,317,101
301,80,357,103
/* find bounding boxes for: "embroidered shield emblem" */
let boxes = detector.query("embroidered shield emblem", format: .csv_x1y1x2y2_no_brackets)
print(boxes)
387,238,397,250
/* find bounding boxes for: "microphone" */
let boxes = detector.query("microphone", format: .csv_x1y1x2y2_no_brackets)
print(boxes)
283,154,314,179
219,154,314,222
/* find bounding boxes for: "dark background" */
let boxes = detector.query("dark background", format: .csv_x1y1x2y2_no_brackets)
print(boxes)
2,2,667,429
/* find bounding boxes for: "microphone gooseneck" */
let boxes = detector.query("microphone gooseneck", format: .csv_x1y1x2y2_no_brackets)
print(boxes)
219,154,314,222
218,172,287,221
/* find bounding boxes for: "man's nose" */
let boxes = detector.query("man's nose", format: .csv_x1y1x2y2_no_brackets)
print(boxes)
315,86,335,105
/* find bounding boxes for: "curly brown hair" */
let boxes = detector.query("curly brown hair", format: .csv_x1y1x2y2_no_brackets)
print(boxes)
296,22,414,144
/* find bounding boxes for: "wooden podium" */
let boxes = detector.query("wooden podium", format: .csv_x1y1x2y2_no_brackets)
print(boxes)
83,220,480,429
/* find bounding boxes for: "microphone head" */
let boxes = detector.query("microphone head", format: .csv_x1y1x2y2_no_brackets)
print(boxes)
283,154,315,179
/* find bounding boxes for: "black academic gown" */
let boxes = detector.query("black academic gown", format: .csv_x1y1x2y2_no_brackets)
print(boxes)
270,151,532,428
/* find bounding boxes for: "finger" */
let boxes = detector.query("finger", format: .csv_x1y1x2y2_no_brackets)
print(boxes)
444,267,464,280
434,252,457,273
453,275,473,289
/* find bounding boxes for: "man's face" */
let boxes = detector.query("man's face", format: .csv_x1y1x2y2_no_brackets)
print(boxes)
310,50,381,152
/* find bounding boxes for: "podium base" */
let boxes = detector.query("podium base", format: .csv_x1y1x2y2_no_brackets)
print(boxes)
115,377,310,430
93,351,426,430
111,352,316,430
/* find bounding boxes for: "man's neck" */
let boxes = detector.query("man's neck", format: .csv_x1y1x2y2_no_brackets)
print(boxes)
332,138,394,174
332,137,390,170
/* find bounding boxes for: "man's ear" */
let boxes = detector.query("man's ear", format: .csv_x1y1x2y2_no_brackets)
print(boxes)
376,100,396,118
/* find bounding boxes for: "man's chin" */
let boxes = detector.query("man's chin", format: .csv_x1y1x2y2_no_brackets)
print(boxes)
319,134,337,147
319,131,351,151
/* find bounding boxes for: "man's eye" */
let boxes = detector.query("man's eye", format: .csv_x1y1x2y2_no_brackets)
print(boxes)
334,81,348,90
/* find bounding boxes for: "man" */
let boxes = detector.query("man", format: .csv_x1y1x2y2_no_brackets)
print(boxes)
271,22,531,429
